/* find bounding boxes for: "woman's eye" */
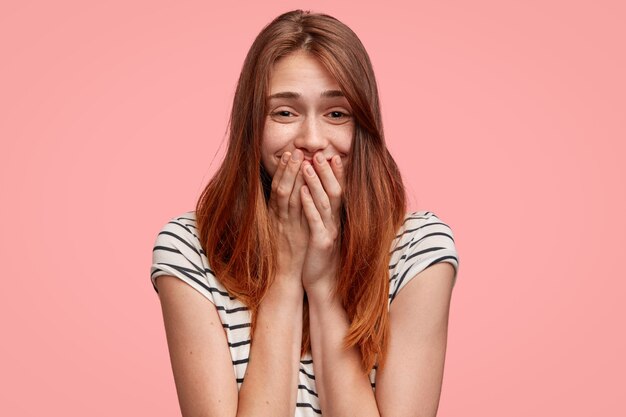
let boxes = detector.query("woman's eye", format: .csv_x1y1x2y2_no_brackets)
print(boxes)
272,110,293,117
271,110,350,120
329,111,349,119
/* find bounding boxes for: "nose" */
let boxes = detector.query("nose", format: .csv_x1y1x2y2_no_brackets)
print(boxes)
293,116,328,156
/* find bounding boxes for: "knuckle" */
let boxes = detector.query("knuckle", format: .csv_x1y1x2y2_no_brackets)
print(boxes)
327,187,341,200
319,237,334,250
311,235,332,250
276,185,290,198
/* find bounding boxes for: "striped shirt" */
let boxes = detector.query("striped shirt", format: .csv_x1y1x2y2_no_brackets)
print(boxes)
150,210,459,416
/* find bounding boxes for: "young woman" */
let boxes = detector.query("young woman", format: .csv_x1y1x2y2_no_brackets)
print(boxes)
150,9,459,417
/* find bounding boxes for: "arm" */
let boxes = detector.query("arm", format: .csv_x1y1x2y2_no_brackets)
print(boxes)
294,157,379,417
306,262,455,417
237,279,304,417
156,275,239,417
157,275,304,417
236,148,309,416
298,155,454,415
155,150,312,416
299,154,380,416
375,262,456,417
306,281,381,417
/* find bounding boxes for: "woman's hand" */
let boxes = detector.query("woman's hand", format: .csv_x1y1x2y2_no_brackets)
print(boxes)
268,149,310,286
299,153,345,292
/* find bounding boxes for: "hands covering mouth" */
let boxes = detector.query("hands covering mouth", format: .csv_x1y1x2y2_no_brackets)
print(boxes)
268,149,345,291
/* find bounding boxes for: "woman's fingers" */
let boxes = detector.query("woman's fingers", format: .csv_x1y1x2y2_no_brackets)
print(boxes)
300,185,326,235
289,168,306,216
329,155,345,195
269,151,289,212
313,153,343,215
270,150,343,231
307,153,344,222
301,160,334,228
273,149,303,219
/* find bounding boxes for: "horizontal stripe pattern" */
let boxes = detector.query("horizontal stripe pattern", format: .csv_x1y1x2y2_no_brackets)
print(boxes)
150,210,459,416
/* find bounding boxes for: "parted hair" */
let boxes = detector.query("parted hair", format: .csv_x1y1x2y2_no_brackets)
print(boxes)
195,9,407,375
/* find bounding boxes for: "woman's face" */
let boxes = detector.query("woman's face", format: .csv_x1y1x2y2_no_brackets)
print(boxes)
261,51,354,177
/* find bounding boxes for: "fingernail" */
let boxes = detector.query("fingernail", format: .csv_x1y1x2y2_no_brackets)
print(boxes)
291,150,302,162
281,153,291,163
305,164,315,177
315,153,325,164
303,186,310,195
334,156,342,166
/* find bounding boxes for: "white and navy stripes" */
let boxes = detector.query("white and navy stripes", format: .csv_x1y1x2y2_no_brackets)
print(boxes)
150,210,459,416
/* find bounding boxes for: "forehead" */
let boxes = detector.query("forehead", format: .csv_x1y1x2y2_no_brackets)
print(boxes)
267,52,341,92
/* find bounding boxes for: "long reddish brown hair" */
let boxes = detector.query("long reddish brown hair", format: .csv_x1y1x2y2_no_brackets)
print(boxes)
195,9,406,375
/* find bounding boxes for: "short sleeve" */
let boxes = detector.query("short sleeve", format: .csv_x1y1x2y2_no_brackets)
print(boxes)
389,211,460,304
149,212,216,305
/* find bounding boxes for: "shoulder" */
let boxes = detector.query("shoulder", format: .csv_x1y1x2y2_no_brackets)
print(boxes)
391,210,458,257
154,210,199,243
388,210,460,304
151,211,203,267
149,211,221,304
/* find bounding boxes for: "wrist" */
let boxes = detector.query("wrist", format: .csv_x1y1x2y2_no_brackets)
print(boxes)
304,278,335,301
271,274,304,296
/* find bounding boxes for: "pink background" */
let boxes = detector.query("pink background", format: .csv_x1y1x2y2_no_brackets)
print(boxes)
1,0,624,415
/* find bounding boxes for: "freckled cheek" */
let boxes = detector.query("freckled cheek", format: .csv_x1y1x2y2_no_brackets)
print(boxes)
336,127,354,156
262,124,299,152
261,125,297,176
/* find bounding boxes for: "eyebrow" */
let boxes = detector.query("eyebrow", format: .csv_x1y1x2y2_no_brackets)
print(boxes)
267,90,345,101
